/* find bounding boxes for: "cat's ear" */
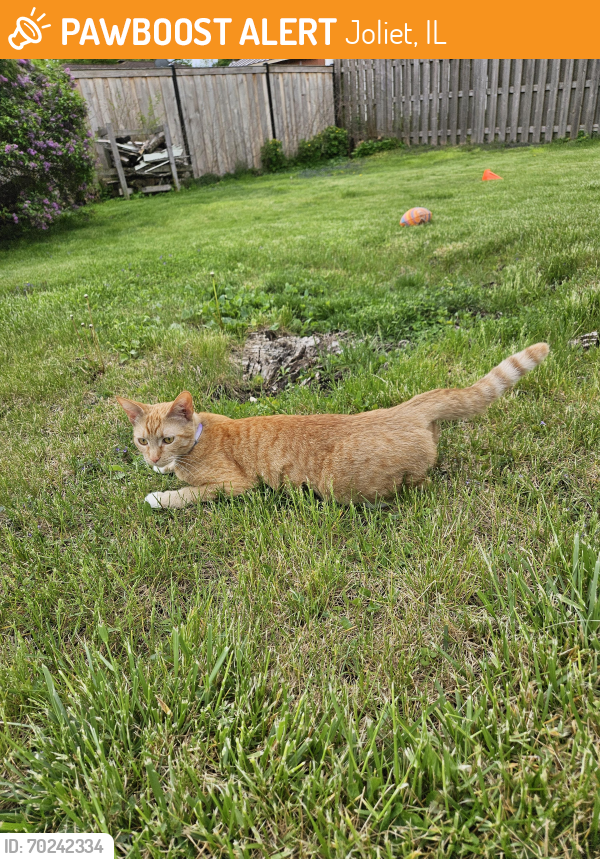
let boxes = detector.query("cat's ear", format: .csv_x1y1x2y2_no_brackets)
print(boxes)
116,397,147,425
167,391,194,422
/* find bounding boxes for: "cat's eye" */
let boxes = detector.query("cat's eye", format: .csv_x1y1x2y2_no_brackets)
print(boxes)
138,438,148,446
163,436,174,444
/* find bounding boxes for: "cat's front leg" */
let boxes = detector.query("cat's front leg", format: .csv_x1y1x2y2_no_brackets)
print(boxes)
145,486,201,508
145,477,255,509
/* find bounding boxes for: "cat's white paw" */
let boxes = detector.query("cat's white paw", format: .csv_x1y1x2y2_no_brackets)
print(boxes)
144,492,163,509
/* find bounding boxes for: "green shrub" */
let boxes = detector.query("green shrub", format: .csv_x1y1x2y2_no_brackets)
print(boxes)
261,127,351,173
296,126,350,167
260,138,287,173
0,59,95,231
353,137,404,158
319,125,349,158
296,137,323,167
261,126,351,173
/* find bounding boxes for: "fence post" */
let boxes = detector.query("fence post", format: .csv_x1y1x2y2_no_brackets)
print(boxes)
170,64,191,167
332,61,342,128
162,122,181,191
264,63,277,139
105,122,129,199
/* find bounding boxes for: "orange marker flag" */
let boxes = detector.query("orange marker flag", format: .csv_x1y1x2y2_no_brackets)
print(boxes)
482,169,503,181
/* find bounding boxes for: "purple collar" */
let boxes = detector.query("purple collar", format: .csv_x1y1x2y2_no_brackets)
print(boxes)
193,422,203,446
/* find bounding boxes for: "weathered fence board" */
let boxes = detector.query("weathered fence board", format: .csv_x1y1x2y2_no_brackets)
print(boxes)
71,65,334,178
335,59,600,145
449,60,459,145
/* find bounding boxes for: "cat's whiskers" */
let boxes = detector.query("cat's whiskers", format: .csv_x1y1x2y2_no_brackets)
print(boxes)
172,457,197,480
173,455,194,471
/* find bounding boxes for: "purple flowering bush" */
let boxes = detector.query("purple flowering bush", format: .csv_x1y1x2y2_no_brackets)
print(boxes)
0,58,95,231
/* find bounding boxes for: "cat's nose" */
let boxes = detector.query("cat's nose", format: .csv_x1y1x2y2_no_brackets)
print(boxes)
149,453,161,463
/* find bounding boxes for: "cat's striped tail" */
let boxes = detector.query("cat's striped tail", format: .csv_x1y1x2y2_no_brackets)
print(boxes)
404,343,549,422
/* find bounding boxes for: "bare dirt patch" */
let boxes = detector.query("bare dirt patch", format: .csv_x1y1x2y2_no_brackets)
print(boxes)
241,330,346,394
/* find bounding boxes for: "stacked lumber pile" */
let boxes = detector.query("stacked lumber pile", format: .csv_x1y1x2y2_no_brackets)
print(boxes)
95,122,187,197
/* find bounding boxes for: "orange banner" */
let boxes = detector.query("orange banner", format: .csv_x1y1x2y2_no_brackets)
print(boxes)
2,0,599,59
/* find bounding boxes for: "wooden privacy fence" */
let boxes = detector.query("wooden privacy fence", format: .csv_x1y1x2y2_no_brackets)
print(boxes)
335,59,600,145
71,66,334,177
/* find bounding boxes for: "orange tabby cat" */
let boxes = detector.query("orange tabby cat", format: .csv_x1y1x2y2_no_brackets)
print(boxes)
117,342,549,508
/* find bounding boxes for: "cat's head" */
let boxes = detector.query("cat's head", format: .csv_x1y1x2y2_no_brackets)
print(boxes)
116,391,196,472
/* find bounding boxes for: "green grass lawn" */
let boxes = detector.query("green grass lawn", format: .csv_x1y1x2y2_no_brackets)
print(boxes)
1,140,600,857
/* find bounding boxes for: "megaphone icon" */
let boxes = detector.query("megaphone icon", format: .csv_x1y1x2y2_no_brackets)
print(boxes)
9,14,45,49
